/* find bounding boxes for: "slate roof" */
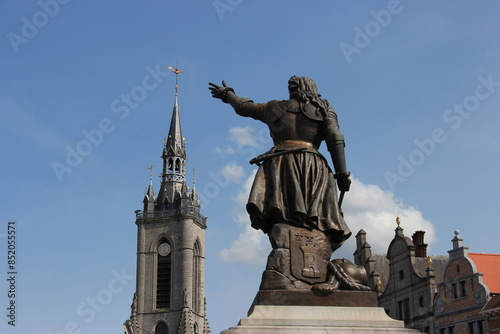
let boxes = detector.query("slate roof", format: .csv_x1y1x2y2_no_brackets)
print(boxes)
415,255,448,284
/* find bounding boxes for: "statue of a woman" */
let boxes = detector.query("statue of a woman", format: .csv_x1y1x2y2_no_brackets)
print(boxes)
209,76,368,293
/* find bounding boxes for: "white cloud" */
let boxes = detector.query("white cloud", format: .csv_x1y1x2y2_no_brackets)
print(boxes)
231,170,256,224
219,224,269,266
228,126,257,147
219,171,269,266
343,177,436,254
220,163,245,183
215,146,236,154
219,173,436,266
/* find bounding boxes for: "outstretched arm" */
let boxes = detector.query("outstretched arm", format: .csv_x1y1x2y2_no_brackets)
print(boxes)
209,81,266,122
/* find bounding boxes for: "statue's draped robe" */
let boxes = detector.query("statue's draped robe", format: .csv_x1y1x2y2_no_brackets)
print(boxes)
235,99,351,250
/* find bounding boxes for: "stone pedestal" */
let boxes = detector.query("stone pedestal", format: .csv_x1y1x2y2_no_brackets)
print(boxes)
220,304,419,333
220,291,419,334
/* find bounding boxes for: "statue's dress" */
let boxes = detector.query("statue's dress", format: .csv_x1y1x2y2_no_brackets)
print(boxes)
234,99,351,250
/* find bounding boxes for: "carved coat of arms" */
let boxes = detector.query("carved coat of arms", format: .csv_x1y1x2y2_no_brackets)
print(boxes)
290,229,329,284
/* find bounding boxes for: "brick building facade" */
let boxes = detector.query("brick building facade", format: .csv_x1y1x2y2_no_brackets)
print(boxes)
355,219,500,334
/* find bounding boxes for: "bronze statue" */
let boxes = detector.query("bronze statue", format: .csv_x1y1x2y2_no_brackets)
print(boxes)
209,76,369,294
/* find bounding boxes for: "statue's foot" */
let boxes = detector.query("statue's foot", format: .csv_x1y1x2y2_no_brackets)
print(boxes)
311,279,340,295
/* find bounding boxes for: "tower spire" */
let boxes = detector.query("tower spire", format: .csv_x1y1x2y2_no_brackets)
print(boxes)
127,66,208,334
157,67,187,208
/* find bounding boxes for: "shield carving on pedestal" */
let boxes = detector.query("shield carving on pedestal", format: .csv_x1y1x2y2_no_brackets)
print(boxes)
289,229,329,284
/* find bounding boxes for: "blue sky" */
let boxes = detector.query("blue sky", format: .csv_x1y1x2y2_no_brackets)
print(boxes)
2,1,500,333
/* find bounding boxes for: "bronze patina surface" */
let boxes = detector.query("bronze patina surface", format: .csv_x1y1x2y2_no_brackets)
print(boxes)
209,77,370,298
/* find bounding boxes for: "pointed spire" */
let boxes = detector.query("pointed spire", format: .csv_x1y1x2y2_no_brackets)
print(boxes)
157,67,187,208
164,95,186,158
143,166,156,213
164,66,186,159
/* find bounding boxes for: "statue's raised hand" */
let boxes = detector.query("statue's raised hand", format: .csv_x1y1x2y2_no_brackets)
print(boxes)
208,81,234,103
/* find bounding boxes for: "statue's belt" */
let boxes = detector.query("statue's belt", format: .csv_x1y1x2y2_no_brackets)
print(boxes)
249,141,321,166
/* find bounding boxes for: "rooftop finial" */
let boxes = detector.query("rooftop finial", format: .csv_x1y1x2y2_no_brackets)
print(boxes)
146,165,154,183
396,216,401,227
426,255,433,268
192,169,196,194
168,65,184,96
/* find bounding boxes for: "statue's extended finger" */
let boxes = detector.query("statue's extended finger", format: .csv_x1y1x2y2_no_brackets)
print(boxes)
222,80,227,87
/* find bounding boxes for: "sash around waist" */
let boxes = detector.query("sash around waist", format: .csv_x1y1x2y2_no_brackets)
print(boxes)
249,141,322,165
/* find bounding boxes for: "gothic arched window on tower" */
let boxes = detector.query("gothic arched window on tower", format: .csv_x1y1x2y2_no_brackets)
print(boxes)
155,321,169,334
193,322,199,334
168,158,173,173
175,158,180,173
156,241,172,309
193,240,201,314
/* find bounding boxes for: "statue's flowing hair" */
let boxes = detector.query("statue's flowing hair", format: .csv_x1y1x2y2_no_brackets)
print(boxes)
289,76,331,118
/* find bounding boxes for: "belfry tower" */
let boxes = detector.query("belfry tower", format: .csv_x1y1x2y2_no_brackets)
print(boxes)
124,68,210,334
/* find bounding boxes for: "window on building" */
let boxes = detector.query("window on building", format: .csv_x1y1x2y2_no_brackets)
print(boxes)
155,321,169,334
469,322,475,334
478,320,485,334
399,270,404,281
167,158,173,173
452,283,458,299
192,240,201,313
156,241,172,309
175,158,180,173
193,322,199,334
460,281,467,297
470,320,486,334
398,298,410,324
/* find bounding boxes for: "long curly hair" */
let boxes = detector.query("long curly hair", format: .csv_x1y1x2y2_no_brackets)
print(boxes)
288,76,331,118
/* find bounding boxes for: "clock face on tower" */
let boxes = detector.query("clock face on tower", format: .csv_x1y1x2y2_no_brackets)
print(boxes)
158,243,171,256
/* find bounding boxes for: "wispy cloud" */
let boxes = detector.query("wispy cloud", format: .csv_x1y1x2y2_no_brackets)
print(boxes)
220,162,245,184
228,126,257,147
0,94,67,150
215,146,236,154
